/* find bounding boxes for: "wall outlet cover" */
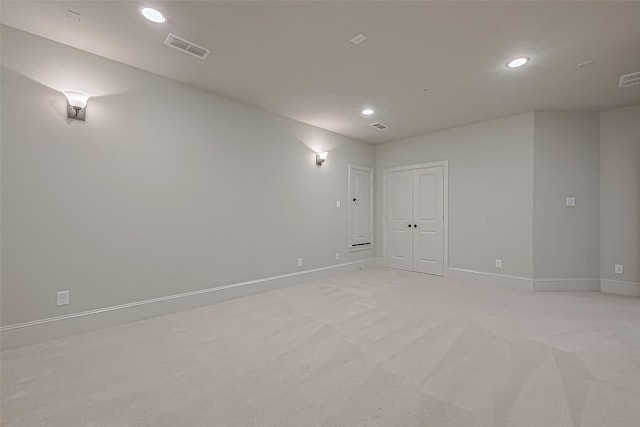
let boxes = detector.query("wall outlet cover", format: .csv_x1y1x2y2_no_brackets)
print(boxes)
336,252,340,260
336,200,341,208
495,259,503,268
297,258,303,267
615,264,624,274
566,196,576,207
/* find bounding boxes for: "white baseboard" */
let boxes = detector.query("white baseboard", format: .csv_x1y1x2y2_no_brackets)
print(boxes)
533,278,600,292
446,268,603,293
0,259,376,350
600,279,640,297
446,267,533,291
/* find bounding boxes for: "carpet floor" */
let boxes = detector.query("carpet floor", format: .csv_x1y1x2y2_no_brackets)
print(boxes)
2,268,639,426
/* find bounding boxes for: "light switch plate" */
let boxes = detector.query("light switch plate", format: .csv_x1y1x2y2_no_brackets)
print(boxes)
56,290,70,306
566,196,576,207
495,259,503,268
297,258,303,267
336,200,341,208
615,264,624,274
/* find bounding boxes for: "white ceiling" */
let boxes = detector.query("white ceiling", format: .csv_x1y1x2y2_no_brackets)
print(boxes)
2,1,640,144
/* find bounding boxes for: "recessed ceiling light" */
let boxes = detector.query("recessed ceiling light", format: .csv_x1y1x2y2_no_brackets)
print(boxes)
506,57,529,69
362,109,374,116
141,7,165,23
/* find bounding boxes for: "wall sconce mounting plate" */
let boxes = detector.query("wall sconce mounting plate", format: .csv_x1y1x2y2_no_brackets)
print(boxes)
66,103,86,121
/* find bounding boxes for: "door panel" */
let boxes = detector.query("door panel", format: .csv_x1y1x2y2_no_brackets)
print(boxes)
350,168,371,245
412,166,444,275
387,171,412,270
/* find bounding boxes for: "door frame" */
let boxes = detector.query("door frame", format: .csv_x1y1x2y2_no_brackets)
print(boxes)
383,160,449,274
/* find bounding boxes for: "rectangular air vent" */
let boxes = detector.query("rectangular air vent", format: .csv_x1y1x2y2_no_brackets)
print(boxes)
350,33,367,45
370,122,388,130
164,33,211,59
619,71,640,88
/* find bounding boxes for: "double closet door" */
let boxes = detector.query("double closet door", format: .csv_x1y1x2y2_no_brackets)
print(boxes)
386,165,444,275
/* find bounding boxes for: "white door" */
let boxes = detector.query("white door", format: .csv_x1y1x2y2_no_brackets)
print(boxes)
386,170,413,271
385,165,445,275
412,166,444,275
349,166,372,247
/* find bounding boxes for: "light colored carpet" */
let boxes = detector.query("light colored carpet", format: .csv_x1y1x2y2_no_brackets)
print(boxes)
1,268,639,427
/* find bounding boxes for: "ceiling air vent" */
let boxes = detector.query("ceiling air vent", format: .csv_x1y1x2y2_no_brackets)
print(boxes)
619,71,640,88
164,33,211,59
370,122,388,130
350,33,367,45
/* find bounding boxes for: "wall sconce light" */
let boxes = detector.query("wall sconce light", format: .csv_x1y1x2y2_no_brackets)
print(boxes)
62,90,91,121
316,152,328,166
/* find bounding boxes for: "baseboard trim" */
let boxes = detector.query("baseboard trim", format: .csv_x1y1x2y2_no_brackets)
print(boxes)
0,258,376,350
533,278,601,292
446,269,603,293
446,267,533,291
600,279,640,297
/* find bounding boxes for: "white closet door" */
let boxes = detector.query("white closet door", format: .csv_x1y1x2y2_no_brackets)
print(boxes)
412,166,444,275
386,170,413,271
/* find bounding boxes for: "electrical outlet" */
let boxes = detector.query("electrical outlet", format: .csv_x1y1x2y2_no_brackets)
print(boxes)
495,259,503,268
615,264,624,274
336,252,340,260
56,290,70,306
336,200,341,208
565,196,576,207
297,258,303,267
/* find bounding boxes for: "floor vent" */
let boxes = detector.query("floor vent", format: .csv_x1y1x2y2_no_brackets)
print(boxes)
164,33,211,59
619,71,640,88
370,122,388,130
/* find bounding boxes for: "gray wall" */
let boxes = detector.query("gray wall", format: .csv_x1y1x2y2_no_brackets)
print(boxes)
533,112,600,279
375,113,535,278
0,26,375,327
600,104,640,288
2,26,638,338
376,107,638,295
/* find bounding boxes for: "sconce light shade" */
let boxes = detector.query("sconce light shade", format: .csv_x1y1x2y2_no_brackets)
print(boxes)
316,152,328,166
62,90,90,121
